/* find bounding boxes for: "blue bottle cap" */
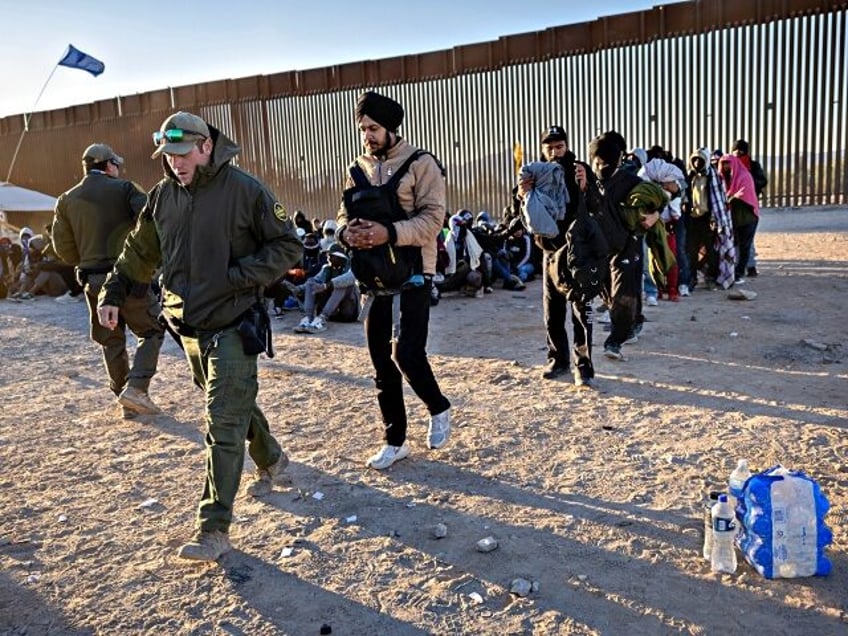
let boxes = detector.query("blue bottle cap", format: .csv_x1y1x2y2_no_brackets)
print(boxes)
718,494,728,503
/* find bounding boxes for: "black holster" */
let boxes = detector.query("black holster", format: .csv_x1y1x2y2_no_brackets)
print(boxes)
238,302,274,358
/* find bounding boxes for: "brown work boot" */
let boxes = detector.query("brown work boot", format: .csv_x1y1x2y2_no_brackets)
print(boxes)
118,386,161,415
246,452,291,497
177,530,231,562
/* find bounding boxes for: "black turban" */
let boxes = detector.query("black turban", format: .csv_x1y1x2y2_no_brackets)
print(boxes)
588,133,623,167
355,91,404,132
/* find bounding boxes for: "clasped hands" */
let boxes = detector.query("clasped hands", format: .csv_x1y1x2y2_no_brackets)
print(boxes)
343,219,388,250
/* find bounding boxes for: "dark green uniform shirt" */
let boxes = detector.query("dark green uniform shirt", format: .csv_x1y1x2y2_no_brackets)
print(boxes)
52,172,147,270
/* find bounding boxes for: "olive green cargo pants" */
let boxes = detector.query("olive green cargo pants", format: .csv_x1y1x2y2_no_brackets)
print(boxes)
85,273,164,396
182,326,283,534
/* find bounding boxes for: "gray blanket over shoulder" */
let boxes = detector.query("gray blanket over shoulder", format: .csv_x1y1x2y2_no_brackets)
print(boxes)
519,162,569,238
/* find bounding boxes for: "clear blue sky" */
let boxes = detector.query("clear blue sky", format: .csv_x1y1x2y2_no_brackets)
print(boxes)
0,0,684,119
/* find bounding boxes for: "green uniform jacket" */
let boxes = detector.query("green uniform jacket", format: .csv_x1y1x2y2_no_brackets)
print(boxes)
100,126,302,331
52,172,147,270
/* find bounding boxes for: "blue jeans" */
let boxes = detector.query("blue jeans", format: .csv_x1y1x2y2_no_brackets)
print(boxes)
673,218,690,289
493,253,534,283
515,262,535,282
642,238,657,297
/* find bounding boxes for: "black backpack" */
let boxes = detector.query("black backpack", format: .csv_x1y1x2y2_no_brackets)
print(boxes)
587,171,642,254
343,150,437,292
549,194,610,302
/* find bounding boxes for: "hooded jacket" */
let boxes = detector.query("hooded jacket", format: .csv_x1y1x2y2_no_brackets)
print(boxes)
100,125,302,331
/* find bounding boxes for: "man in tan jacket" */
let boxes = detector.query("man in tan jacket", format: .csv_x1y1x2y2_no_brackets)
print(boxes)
336,91,451,469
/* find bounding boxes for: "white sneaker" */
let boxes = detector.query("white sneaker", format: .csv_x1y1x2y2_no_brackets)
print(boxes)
367,443,410,470
679,284,690,297
645,295,658,307
54,291,82,304
293,316,312,333
306,316,327,333
427,409,451,449
735,278,747,285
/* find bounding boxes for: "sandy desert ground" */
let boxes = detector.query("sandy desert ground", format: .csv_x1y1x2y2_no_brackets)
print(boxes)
1,207,846,635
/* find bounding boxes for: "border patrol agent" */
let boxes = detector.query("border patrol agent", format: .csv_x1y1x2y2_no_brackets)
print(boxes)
52,143,165,417
98,112,302,562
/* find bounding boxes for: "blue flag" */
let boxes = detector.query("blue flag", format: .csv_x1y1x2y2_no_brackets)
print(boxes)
58,44,105,77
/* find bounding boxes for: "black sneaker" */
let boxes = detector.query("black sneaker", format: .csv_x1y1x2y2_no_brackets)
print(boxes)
746,267,759,278
603,344,623,361
541,359,570,379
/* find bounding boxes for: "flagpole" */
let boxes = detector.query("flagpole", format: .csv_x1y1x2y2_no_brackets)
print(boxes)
5,63,60,184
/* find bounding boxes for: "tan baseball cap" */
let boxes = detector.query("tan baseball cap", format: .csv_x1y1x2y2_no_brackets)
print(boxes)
82,143,124,165
151,111,210,158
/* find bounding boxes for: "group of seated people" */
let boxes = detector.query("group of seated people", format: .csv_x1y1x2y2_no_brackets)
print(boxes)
1,226,83,303
267,207,545,335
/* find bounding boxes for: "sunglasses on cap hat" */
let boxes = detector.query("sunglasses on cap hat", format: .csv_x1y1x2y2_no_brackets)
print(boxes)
152,129,205,145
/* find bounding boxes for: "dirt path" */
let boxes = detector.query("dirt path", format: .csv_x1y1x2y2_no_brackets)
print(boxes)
1,207,846,635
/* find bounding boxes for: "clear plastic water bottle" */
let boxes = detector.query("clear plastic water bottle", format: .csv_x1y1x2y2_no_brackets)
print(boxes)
728,459,751,510
710,494,737,573
703,491,721,560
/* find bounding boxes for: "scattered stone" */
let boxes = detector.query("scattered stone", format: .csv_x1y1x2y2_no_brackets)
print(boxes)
510,578,532,597
320,625,332,635
802,339,829,351
531,580,540,593
577,574,588,582
730,332,739,338
345,515,357,523
433,523,448,539
728,289,757,300
468,592,484,605
57,514,67,523
476,536,498,552
138,498,158,509
312,491,324,500
280,547,294,558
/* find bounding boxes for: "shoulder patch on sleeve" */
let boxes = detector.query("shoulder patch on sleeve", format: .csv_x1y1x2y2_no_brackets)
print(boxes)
273,202,288,222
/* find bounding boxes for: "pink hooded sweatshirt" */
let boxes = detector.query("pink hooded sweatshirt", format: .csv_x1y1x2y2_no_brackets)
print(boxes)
718,154,760,216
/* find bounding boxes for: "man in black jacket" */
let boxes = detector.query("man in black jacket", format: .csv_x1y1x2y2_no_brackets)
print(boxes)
518,126,598,386
587,132,660,361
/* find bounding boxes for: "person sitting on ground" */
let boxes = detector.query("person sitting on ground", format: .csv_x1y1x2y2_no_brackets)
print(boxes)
21,234,69,298
0,237,14,298
319,219,338,252
8,227,36,298
293,243,359,333
292,209,312,235
492,217,533,290
436,209,486,297
38,225,84,302
274,231,324,311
